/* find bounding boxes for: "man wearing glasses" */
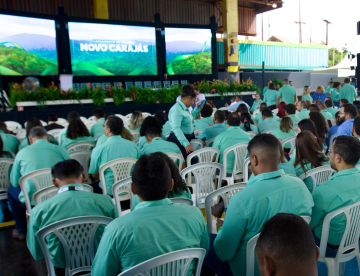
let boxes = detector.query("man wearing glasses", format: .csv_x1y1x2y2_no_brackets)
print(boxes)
336,103,357,137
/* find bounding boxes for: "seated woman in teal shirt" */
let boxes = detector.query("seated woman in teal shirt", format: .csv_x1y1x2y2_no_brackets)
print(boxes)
131,152,191,210
240,112,258,133
302,85,313,102
125,111,143,132
271,117,296,152
250,93,263,113
293,130,329,192
61,119,95,151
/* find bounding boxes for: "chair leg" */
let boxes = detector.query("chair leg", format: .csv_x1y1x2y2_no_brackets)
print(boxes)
324,258,336,276
356,254,360,275
339,262,345,276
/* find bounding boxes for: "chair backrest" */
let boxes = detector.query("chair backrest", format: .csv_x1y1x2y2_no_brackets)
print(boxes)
94,135,102,141
172,80,179,86
218,107,228,111
205,183,247,233
181,163,223,208
142,112,152,118
47,129,62,137
164,132,171,138
163,81,171,88
33,184,93,205
130,131,140,141
135,81,143,89
99,158,138,195
0,158,14,200
253,110,260,117
125,82,134,89
5,121,22,131
144,81,152,88
19,168,52,214
186,147,220,167
118,248,206,276
57,118,67,124
223,142,249,178
263,128,274,134
329,133,337,147
281,136,297,152
69,150,92,184
169,197,194,206
181,80,188,85
247,131,257,138
272,108,278,114
66,142,95,152
190,139,203,151
87,116,96,121
165,152,184,171
84,121,96,130
243,157,251,183
153,81,161,89
40,120,48,126
298,165,335,193
205,137,216,147
318,201,360,261
328,117,335,125
36,216,113,276
112,177,132,217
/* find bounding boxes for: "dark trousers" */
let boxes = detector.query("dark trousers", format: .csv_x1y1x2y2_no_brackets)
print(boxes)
7,186,27,232
167,132,196,161
89,182,103,194
90,182,131,210
268,104,277,110
0,199,8,210
314,234,338,258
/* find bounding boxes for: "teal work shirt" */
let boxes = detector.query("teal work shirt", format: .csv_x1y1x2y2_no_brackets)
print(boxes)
125,125,142,132
200,124,228,142
250,99,263,112
91,198,209,275
58,127,67,145
294,159,330,192
162,121,171,136
137,136,147,151
140,137,182,158
194,119,209,131
302,94,313,102
96,134,107,146
310,168,360,245
321,110,333,120
61,136,95,151
248,163,296,181
329,88,340,103
278,84,297,104
168,101,200,147
201,116,214,126
262,86,268,95
254,113,280,124
257,118,280,133
90,118,105,137
0,130,19,155
11,139,70,204
263,89,278,106
286,114,301,126
325,85,332,94
212,127,251,174
214,170,313,276
240,124,258,133
339,84,357,103
27,184,117,268
89,135,140,195
327,107,338,117
297,109,310,120
19,135,58,151
271,128,296,148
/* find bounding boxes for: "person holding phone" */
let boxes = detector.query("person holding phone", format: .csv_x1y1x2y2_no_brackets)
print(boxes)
167,85,202,159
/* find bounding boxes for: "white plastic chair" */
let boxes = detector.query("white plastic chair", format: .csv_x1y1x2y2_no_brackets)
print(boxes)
272,108,279,114
253,110,260,117
99,158,137,196
125,113,132,119
84,121,96,130
164,132,171,138
57,118,67,124
40,120,48,126
329,133,337,147
130,131,140,141
142,112,152,118
66,142,95,152
222,142,249,185
205,183,247,233
247,131,257,138
118,248,206,276
263,128,274,134
180,163,223,208
5,121,22,131
281,136,297,152
87,116,96,121
205,137,216,147
243,157,251,183
165,152,184,171
328,117,336,125
186,148,220,167
298,165,336,193
190,139,203,151
69,150,92,184
246,216,312,276
218,107,228,111
112,177,133,217
115,114,127,120
80,116,88,122
318,201,360,276
33,184,93,205
169,198,194,205
47,129,62,142
19,168,52,214
36,216,113,276
0,158,14,201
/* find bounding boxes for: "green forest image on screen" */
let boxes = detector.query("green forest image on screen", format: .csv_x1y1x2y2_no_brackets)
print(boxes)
165,28,212,75
0,15,58,76
68,23,157,76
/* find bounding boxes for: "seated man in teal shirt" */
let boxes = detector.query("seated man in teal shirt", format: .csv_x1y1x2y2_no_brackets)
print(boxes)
27,160,117,275
91,153,209,275
284,104,301,126
318,102,333,120
200,104,214,126
205,134,313,276
200,110,228,144
325,99,338,117
257,108,280,133
90,108,106,138
310,135,360,257
296,100,310,120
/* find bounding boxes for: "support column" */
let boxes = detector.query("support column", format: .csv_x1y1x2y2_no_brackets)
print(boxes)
222,0,239,81
93,0,109,19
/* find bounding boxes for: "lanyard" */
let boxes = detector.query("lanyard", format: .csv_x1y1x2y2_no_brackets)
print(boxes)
178,102,195,126
58,186,85,194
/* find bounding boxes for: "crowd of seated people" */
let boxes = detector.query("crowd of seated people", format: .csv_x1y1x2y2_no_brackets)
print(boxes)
2,79,360,276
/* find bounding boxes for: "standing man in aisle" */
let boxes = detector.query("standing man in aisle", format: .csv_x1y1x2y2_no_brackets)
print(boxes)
325,81,334,95
276,79,297,107
339,78,357,103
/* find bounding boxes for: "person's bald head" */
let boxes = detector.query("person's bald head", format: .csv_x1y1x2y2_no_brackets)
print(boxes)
247,133,280,176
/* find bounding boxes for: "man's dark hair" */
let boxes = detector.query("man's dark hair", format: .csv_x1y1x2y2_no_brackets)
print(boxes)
257,213,317,265
105,113,115,120
353,116,360,136
235,95,242,101
145,127,161,139
247,133,280,162
269,83,276,90
201,104,213,118
340,98,349,105
105,115,123,135
329,81,334,84
214,110,225,123
353,101,360,110
325,99,333,108
236,104,249,114
335,111,341,126
181,85,196,98
29,126,48,139
48,113,58,122
344,78,350,83
154,110,166,125
52,160,84,180
343,103,357,118
284,104,296,115
299,100,307,109
66,119,90,139
93,108,105,119
333,82,341,89
262,108,273,117
227,112,241,126
140,117,163,136
67,111,80,122
333,135,360,165
132,154,172,201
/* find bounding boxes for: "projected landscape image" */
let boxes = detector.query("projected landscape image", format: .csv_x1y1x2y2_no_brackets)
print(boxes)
68,23,157,76
0,14,58,76
165,28,212,75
